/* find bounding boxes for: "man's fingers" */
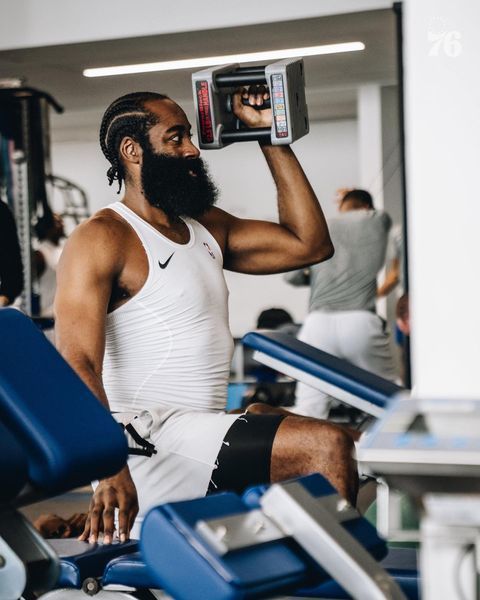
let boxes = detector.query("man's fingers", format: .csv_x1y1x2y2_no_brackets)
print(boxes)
102,506,116,545
98,488,118,544
118,500,139,542
127,505,140,540
117,508,130,542
245,85,269,106
88,502,103,543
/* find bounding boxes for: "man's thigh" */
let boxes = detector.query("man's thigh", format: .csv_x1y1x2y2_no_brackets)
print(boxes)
208,412,286,495
118,410,240,515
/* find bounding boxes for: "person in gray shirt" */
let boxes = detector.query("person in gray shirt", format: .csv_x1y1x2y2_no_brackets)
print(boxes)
285,189,397,418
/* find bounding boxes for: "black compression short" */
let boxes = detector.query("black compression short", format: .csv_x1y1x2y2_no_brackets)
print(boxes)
207,413,286,495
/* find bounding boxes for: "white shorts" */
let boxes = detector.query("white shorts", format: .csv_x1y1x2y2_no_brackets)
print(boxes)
111,408,240,538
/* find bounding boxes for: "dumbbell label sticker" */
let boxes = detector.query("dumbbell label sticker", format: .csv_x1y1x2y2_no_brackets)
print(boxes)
196,81,214,144
271,74,289,138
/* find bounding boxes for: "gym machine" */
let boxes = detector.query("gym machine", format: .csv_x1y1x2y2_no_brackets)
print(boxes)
242,330,403,422
0,308,129,600
47,174,91,233
242,331,414,541
359,395,480,600
0,310,418,600
0,82,63,315
192,58,309,149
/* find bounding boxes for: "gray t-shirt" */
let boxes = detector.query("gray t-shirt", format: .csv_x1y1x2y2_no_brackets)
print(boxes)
285,210,391,312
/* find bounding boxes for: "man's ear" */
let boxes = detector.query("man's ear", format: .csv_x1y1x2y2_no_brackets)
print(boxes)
119,136,142,166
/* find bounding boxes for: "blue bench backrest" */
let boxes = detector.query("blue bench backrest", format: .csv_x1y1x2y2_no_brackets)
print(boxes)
0,420,28,503
243,331,403,410
0,309,127,495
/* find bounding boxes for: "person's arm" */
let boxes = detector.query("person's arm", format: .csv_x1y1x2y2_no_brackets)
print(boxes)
377,257,400,297
284,268,311,286
202,91,333,275
0,201,24,304
55,217,138,544
377,217,400,297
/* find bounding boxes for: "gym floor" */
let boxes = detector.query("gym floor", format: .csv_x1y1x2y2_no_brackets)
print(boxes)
20,487,90,524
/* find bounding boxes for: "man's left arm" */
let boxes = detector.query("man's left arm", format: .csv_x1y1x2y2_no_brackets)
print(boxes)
206,92,333,275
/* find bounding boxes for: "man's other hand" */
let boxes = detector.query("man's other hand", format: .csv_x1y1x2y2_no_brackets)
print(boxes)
34,512,88,538
79,465,139,544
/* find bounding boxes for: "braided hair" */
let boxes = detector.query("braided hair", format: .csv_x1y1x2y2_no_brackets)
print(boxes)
99,91,169,193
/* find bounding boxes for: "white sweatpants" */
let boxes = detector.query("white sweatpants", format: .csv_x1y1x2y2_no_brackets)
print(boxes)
292,310,397,418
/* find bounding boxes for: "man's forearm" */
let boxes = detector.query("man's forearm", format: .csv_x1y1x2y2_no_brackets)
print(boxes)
62,354,111,410
260,145,332,255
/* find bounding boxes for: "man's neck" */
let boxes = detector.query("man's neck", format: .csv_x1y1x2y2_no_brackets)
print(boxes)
122,188,177,229
120,188,191,245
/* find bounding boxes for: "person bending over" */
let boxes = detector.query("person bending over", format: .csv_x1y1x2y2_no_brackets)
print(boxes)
55,89,358,544
34,208,66,317
285,189,396,418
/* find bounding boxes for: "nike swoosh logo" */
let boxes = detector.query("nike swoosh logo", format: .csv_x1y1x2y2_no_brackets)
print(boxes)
158,253,175,269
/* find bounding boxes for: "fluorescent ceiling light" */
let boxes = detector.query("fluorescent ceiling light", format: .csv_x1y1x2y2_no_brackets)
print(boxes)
83,42,365,78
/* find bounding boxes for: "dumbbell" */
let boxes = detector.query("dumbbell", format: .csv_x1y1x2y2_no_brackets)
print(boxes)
192,58,309,149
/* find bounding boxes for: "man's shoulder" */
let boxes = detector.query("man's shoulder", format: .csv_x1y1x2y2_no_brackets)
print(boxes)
197,206,232,228
77,208,129,238
196,207,232,250
67,209,130,257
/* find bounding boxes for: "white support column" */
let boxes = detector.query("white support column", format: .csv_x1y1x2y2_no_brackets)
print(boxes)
358,85,387,318
405,0,480,397
357,84,384,209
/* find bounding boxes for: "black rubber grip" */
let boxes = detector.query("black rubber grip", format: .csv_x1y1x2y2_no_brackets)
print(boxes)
221,128,271,143
215,72,267,87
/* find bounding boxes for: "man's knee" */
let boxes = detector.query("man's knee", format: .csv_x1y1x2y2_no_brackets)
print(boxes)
321,421,356,457
272,416,355,471
246,402,283,415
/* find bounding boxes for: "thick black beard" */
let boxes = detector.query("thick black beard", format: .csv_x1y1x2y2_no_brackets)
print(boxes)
140,144,218,219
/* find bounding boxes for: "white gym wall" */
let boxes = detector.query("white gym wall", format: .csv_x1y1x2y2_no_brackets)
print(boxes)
0,0,392,50
405,0,480,397
50,118,358,335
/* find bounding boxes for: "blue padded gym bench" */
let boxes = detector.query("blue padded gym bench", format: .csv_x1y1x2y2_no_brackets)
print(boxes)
0,308,133,599
242,331,403,418
0,310,417,599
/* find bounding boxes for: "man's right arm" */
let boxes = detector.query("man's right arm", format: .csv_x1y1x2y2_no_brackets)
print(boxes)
55,217,138,543
55,217,118,408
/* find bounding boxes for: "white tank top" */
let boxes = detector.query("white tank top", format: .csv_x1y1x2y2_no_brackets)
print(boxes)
102,202,233,413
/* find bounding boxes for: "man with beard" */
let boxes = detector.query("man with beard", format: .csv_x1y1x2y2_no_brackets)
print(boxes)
55,90,358,544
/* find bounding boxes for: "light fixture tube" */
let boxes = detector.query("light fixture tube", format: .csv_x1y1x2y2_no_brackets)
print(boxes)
83,42,365,78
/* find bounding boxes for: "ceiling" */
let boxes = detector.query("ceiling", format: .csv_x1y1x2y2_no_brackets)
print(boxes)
0,8,397,141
